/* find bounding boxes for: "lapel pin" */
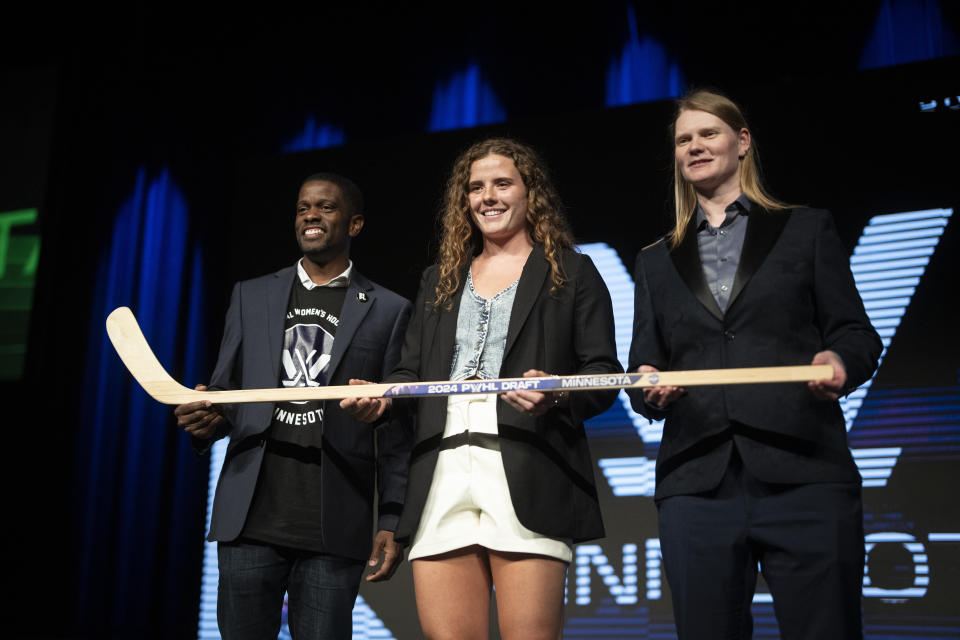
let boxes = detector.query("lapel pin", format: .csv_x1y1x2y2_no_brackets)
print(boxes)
357,291,367,303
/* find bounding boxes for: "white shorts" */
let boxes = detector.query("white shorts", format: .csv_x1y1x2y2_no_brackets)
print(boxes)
407,393,572,563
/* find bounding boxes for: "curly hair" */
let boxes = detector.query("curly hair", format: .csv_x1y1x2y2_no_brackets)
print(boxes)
669,90,788,248
433,138,574,309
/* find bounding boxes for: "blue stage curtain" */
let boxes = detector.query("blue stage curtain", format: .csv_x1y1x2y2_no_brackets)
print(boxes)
75,168,209,636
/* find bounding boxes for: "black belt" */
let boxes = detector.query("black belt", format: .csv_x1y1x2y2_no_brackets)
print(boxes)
439,431,501,452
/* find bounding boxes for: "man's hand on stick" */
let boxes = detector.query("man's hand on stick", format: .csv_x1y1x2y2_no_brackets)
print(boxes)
173,384,224,438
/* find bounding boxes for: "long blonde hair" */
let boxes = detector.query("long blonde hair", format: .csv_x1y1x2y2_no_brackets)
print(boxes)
669,90,788,248
433,138,574,309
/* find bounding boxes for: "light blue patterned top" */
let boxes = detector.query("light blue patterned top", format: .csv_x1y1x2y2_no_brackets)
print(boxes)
449,266,519,380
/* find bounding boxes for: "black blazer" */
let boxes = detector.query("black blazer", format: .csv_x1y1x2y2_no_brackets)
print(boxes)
203,266,413,561
390,246,621,544
628,207,882,499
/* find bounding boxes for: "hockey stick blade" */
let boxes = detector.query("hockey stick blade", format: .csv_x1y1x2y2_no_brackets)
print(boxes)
106,306,833,405
106,306,202,403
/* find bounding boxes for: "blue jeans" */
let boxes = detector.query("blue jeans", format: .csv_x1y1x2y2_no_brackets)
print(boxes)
217,541,365,640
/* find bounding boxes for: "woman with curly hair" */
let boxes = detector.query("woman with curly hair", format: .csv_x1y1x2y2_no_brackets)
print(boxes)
344,137,620,638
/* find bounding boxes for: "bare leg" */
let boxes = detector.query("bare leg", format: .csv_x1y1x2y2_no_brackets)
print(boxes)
412,546,493,640
488,550,568,640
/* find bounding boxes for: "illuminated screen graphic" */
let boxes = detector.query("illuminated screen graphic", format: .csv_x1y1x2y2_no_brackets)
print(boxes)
198,208,958,639
0,208,41,380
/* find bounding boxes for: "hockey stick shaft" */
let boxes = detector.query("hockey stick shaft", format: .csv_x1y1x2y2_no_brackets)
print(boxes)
106,306,833,405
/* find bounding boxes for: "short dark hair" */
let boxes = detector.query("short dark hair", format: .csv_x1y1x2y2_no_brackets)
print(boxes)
301,173,365,216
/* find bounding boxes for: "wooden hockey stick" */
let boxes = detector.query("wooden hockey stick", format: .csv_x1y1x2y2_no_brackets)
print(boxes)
106,306,833,405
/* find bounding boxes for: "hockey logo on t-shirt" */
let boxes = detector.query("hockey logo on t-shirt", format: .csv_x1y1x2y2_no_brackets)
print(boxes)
280,323,334,388
271,287,345,423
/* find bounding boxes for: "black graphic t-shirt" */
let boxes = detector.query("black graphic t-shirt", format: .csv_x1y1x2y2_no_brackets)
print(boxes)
241,281,347,551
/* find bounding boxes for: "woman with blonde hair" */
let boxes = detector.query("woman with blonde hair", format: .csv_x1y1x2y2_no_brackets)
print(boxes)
666,90,788,248
344,137,620,639
628,90,880,638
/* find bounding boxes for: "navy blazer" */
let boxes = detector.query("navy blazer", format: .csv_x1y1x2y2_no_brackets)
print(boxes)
628,207,882,499
390,246,621,544
203,265,412,561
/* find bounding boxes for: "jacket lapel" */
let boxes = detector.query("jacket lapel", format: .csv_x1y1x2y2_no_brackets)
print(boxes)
433,269,467,375
504,245,550,358
267,266,297,384
669,224,724,322
326,270,374,381
727,208,790,311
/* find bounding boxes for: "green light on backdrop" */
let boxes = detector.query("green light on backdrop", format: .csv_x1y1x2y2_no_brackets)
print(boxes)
0,208,41,380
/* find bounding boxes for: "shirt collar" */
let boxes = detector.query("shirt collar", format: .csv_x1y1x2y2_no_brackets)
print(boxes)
696,193,752,231
297,258,352,290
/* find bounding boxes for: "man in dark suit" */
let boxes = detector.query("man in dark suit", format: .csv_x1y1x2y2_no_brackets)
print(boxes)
174,173,412,640
628,91,881,639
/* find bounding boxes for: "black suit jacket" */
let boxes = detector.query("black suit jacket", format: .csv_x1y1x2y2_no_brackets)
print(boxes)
390,246,621,544
203,266,413,561
627,208,882,499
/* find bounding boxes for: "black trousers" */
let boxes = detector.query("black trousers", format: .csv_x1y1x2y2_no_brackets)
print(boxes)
657,451,864,640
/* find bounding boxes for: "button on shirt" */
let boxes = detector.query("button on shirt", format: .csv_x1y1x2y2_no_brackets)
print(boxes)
696,195,751,313
449,267,519,380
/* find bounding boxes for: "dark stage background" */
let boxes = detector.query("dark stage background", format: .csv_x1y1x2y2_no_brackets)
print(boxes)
1,3,958,638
